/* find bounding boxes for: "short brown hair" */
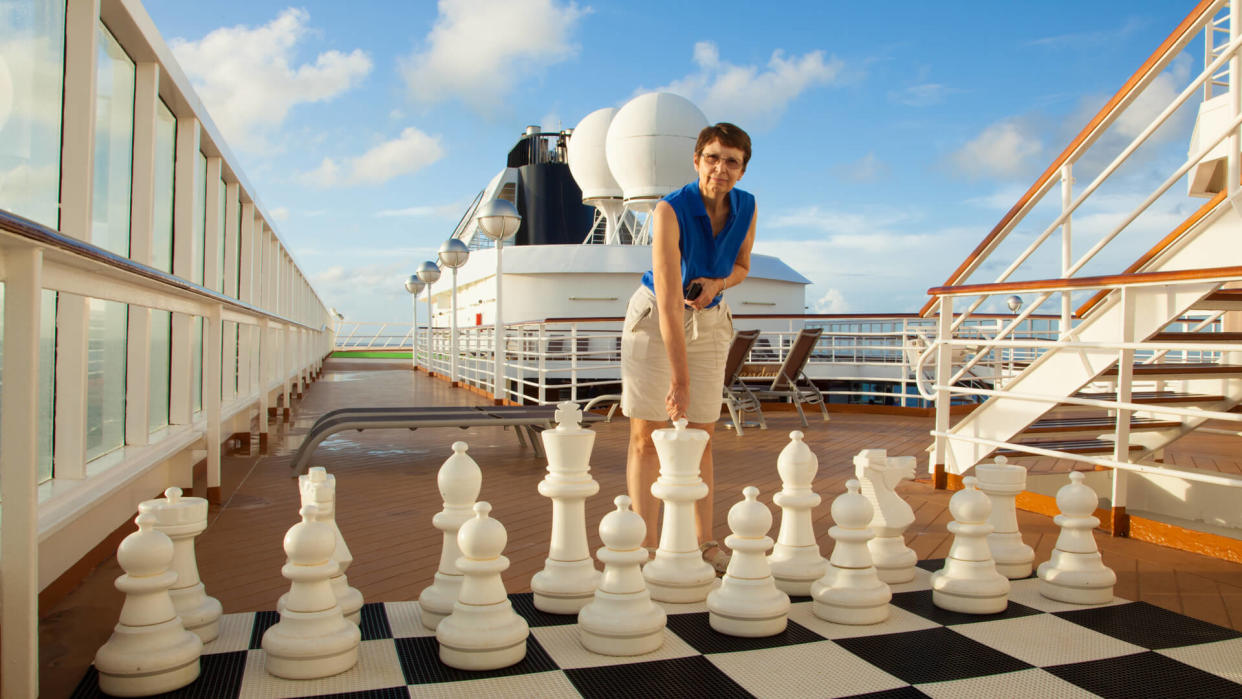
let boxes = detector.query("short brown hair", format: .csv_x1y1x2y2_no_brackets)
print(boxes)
695,122,751,168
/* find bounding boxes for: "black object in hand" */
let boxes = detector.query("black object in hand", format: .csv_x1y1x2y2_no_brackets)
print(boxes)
684,281,703,301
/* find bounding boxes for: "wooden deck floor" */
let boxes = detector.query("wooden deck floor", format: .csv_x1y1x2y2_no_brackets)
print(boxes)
38,358,1242,697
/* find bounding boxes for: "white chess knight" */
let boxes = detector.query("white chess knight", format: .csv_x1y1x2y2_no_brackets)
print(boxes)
642,419,717,603
138,486,222,642
975,456,1035,579
708,487,790,636
419,441,482,630
278,467,363,624
854,449,918,584
436,502,530,671
532,401,602,613
931,477,1010,614
1038,471,1116,604
768,431,828,595
578,495,667,656
94,512,202,697
811,480,891,625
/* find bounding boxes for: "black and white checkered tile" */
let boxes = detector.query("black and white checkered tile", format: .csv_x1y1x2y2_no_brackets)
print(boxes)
70,563,1242,698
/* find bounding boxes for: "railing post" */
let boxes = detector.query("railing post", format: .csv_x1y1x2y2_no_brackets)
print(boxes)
1230,0,1241,202
570,323,579,403
205,303,223,503
1111,287,1136,537
1060,162,1074,338
932,296,954,488
538,324,547,405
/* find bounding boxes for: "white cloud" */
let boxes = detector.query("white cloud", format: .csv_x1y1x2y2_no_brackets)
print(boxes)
169,8,372,152
889,83,960,107
833,152,889,183
812,288,850,314
950,119,1043,179
401,0,587,109
270,206,290,221
300,126,445,188
375,201,465,218
768,204,913,237
1027,17,1146,49
654,41,844,128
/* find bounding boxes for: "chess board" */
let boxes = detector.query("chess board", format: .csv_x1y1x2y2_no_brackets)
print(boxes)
70,561,1242,699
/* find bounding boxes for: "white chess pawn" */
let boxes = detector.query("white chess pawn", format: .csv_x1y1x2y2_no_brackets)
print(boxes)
262,498,361,679
437,502,530,670
854,449,918,584
1038,472,1116,604
708,487,790,636
532,402,601,613
643,419,716,603
811,480,891,625
95,512,202,696
138,486,222,642
931,477,1010,614
419,441,482,630
578,495,667,655
279,467,363,624
768,432,828,595
976,456,1035,579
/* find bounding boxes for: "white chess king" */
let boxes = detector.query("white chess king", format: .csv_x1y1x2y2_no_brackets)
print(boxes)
642,419,717,603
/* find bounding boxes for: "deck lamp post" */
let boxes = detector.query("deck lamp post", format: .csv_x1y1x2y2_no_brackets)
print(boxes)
475,199,521,402
417,261,441,374
1005,295,1022,382
404,276,425,369
437,239,471,385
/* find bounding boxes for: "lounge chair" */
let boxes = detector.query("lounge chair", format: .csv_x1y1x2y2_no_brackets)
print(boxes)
737,327,830,427
721,329,764,435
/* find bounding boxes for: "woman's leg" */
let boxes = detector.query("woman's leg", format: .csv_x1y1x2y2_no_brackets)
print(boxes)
688,420,718,554
626,416,665,548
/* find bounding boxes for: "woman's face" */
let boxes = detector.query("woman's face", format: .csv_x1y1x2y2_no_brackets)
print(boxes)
694,139,746,197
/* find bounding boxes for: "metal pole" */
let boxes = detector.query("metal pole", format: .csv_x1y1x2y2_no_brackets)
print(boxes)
411,296,419,369
451,267,459,383
426,289,434,375
494,241,505,402
1060,163,1073,338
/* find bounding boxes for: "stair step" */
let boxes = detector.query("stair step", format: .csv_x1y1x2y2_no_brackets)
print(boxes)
996,439,1143,457
1071,390,1226,404
1023,416,1181,434
1149,332,1242,343
1099,362,1242,377
1191,289,1242,311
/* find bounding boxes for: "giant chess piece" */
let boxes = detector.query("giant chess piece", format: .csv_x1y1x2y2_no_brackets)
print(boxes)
138,486,222,642
768,431,827,595
976,456,1035,579
279,467,363,624
708,487,790,636
811,480,891,625
532,401,601,613
437,502,530,670
854,449,918,584
262,498,361,679
931,477,1010,614
1038,471,1116,604
643,419,717,603
578,495,667,655
94,512,202,696
419,441,482,630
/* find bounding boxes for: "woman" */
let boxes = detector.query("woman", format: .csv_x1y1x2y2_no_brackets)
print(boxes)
620,122,757,570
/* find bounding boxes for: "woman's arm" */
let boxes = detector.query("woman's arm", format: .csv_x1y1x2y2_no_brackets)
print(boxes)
651,200,691,420
686,204,758,310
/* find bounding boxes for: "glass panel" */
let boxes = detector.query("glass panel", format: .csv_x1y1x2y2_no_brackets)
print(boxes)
0,0,66,227
85,298,126,461
192,315,203,413
149,309,170,432
217,177,226,290
38,288,55,482
91,22,134,257
193,152,205,285
235,206,243,297
152,101,175,273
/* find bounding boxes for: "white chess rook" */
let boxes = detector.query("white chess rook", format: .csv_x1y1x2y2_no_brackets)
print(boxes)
811,480,891,625
976,456,1035,579
532,402,602,613
94,512,202,697
931,476,1010,614
138,486,222,643
854,449,918,584
578,495,667,655
419,441,482,630
279,467,364,624
708,487,790,636
437,502,530,670
1038,471,1117,604
643,419,717,603
262,498,361,680
768,432,827,595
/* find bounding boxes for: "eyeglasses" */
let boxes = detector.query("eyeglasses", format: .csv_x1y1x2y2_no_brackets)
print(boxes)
699,152,744,171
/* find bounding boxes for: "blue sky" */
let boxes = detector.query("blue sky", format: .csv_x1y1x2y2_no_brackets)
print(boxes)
141,0,1199,321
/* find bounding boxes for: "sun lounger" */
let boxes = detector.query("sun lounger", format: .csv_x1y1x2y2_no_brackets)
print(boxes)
736,327,830,428
722,329,764,435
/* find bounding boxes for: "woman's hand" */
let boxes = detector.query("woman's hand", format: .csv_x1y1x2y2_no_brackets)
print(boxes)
684,277,725,310
666,382,689,421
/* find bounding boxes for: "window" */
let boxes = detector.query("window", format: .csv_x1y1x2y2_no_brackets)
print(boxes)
91,22,134,257
85,298,127,461
149,309,170,432
193,151,205,284
152,101,175,273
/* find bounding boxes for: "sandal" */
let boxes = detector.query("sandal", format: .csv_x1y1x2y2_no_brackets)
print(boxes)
700,540,730,574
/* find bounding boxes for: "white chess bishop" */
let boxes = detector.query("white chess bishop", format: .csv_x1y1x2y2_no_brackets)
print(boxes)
532,402,601,613
768,431,828,595
94,512,202,697
419,441,482,630
708,487,790,636
854,449,918,584
278,467,363,624
138,486,222,642
931,477,1010,614
975,456,1035,579
436,502,530,670
643,419,717,603
811,480,891,625
1038,471,1116,604
578,495,667,656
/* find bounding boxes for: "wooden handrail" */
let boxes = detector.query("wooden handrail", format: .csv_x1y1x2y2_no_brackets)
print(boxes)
928,265,1242,297
918,0,1221,318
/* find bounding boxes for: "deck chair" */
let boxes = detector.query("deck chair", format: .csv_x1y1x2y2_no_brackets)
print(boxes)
722,329,764,435
742,327,830,427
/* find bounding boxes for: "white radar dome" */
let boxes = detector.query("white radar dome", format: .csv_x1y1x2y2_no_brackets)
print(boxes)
605,92,708,208
567,107,621,201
